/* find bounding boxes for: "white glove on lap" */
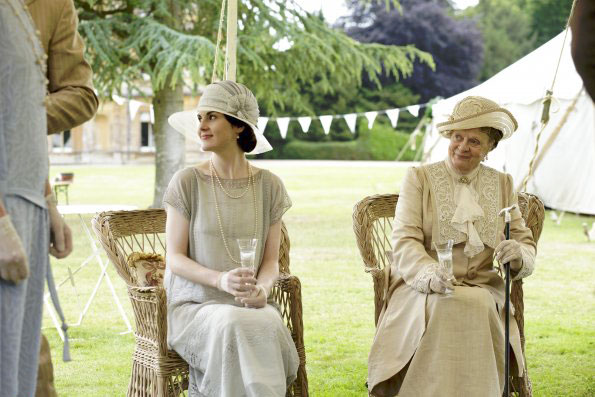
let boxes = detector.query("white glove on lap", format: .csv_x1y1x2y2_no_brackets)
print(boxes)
411,264,454,294
0,216,29,283
46,193,72,259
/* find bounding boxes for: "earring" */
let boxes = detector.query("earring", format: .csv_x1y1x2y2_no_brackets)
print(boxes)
484,153,489,161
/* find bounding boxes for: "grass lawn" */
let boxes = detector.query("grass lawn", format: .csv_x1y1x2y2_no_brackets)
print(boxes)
44,161,594,396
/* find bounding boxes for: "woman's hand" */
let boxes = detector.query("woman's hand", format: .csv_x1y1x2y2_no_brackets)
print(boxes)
236,284,268,308
429,270,454,294
0,216,29,283
494,233,522,271
217,268,257,297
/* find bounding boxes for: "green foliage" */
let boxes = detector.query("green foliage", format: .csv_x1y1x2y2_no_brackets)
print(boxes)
279,119,421,161
74,0,433,114
464,0,536,82
526,0,574,47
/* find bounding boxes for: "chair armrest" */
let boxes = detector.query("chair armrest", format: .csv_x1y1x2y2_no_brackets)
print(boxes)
127,285,170,356
272,272,308,396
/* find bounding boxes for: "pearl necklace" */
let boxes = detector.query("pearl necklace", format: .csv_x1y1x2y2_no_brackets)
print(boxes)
210,159,252,198
210,160,258,264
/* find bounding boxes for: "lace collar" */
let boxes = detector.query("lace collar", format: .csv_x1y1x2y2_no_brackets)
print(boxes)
424,160,501,257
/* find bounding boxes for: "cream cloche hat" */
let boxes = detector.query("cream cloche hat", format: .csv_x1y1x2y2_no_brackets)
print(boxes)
168,80,273,155
436,96,518,140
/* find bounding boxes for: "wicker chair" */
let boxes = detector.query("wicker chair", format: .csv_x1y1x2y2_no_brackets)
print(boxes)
92,209,308,397
352,192,544,397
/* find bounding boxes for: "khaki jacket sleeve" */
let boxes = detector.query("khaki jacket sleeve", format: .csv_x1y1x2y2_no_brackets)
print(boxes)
392,167,438,288
44,0,98,134
505,174,537,280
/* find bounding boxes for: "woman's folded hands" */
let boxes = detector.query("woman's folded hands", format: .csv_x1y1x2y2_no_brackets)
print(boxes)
217,268,268,308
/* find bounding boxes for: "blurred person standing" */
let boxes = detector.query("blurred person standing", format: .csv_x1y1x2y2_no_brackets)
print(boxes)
0,0,53,395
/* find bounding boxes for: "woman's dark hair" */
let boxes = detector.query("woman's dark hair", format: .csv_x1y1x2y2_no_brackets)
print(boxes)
480,126,504,150
224,114,257,152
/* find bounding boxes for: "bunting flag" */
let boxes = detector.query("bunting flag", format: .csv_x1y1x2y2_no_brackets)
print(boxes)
128,100,143,121
297,116,312,133
385,108,400,128
407,105,420,117
319,115,333,135
276,117,291,139
257,117,269,133
343,113,357,133
365,111,378,129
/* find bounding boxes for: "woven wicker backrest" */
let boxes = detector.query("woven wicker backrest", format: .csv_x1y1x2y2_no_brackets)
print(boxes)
92,209,291,286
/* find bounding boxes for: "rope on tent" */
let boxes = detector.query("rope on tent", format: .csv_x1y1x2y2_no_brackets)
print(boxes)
520,0,579,191
395,115,428,161
516,87,584,191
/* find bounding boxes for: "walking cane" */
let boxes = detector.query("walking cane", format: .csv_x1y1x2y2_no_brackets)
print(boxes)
498,204,517,396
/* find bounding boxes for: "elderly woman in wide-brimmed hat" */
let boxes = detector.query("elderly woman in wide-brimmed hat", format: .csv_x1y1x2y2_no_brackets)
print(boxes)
367,96,537,396
164,80,299,396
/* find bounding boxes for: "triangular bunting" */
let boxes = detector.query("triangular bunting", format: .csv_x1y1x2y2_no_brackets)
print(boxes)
297,117,312,133
365,111,378,129
257,117,269,134
407,105,420,117
128,100,143,121
319,115,333,134
276,117,291,139
344,114,357,133
385,108,400,128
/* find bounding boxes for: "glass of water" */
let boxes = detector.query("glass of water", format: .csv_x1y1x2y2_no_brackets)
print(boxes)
433,239,455,295
237,238,258,274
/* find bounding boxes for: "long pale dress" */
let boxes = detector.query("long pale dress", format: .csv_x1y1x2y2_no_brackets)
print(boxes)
368,160,536,396
0,2,51,396
163,167,299,397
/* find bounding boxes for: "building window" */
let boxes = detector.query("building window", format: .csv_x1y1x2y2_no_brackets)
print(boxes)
140,113,155,152
51,130,73,152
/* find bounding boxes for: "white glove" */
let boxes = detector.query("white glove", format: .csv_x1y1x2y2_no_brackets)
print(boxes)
46,193,72,259
494,233,523,272
216,267,257,297
0,216,29,283
411,264,454,295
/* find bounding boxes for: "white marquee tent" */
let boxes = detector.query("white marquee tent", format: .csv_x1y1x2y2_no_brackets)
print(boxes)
423,30,595,215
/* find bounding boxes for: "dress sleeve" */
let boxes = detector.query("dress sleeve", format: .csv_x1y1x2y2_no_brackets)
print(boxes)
269,173,292,225
392,167,440,293
162,169,193,220
44,0,98,134
505,174,537,281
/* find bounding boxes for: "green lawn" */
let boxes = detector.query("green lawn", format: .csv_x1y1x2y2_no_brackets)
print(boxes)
44,162,595,396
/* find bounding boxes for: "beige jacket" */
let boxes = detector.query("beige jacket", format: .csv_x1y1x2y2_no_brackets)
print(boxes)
27,0,98,134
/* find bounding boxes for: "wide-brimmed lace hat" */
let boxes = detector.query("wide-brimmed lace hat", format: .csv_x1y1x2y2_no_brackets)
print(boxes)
436,96,518,140
168,80,273,155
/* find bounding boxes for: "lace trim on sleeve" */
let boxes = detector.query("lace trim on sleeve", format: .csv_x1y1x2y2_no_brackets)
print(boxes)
409,264,439,294
512,245,535,281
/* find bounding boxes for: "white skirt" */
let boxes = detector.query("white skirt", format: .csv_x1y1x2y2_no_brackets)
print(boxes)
169,303,299,397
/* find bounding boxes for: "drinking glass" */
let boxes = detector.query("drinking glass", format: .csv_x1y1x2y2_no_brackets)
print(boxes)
237,238,258,274
433,239,455,295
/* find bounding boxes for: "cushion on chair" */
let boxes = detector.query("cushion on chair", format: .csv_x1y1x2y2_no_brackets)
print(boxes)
127,252,165,287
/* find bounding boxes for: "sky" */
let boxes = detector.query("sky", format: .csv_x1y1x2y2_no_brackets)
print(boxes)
294,0,480,24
